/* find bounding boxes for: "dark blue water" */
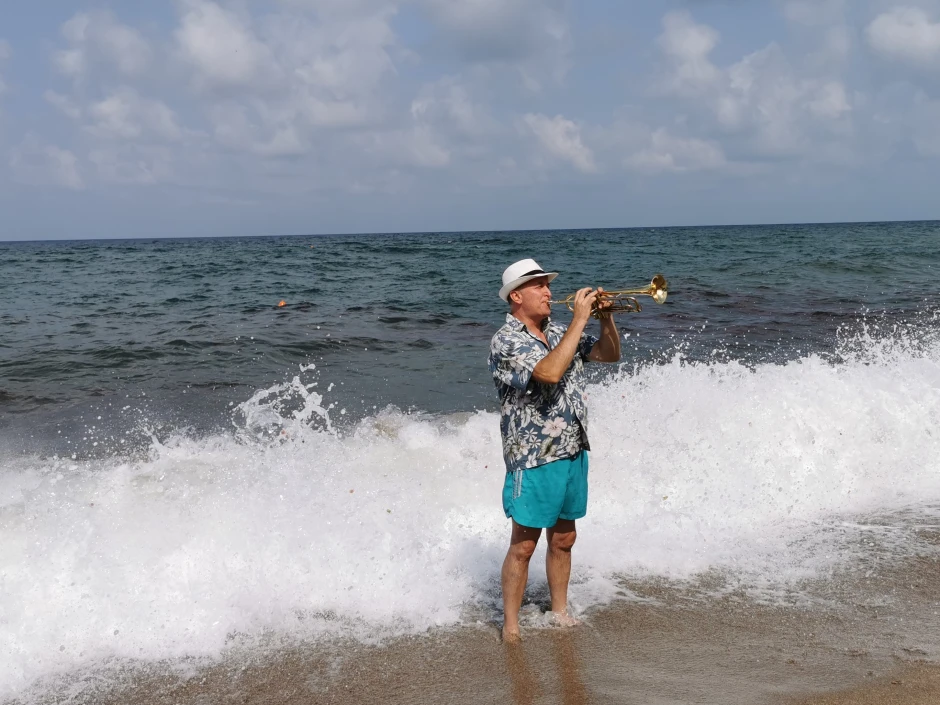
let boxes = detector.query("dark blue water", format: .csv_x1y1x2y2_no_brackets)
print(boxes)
1,221,938,455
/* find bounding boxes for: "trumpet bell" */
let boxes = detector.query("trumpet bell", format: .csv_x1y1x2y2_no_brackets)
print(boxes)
649,274,668,304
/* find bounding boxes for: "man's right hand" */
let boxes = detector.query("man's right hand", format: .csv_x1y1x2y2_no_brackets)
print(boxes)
571,287,598,327
533,286,598,385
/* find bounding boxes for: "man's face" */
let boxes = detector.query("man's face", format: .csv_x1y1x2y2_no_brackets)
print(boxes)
510,276,552,319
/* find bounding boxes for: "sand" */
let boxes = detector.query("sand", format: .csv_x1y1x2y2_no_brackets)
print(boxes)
789,665,940,705
13,591,938,705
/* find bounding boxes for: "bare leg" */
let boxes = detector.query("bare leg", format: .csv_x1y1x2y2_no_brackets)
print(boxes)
501,520,542,642
546,519,580,625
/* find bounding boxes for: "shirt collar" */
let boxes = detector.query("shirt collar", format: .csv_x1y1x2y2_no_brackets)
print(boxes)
505,313,552,333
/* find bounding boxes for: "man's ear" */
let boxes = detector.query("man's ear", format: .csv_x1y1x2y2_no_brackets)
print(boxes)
508,290,521,305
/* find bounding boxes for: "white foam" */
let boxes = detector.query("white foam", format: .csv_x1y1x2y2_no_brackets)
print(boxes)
3,332,940,697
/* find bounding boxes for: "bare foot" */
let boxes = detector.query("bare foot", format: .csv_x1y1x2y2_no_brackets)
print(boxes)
502,626,522,644
548,611,582,628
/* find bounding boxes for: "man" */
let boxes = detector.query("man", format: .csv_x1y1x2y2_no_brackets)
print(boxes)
488,258,621,643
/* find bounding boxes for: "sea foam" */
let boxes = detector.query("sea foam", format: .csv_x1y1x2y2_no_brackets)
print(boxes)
2,331,940,697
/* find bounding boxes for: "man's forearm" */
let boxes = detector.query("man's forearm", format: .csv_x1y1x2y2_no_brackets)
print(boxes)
593,317,621,362
532,322,587,384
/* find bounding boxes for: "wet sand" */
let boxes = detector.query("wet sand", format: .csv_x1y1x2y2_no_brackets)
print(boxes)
789,665,940,705
14,587,939,705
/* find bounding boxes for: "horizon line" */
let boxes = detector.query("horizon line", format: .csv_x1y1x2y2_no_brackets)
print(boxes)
1,217,937,245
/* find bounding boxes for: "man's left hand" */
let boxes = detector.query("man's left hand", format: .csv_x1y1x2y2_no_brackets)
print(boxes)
595,287,613,319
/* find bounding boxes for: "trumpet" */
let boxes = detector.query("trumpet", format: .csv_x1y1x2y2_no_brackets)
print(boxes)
551,275,668,317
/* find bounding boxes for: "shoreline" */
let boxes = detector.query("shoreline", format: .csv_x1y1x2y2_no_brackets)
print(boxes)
12,582,939,705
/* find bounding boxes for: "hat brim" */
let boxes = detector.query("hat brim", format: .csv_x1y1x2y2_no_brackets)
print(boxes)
499,272,558,302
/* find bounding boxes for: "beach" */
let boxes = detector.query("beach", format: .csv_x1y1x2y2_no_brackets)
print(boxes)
2,224,939,703
12,519,940,704
14,576,940,704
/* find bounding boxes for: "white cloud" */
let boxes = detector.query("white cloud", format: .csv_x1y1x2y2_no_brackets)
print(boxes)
174,1,399,158
402,126,451,167
410,77,498,138
807,81,851,119
867,7,940,68
627,129,726,173
523,113,597,173
21,0,934,217
53,11,151,80
10,135,83,190
86,89,182,142
657,13,853,158
175,0,278,91
657,11,722,96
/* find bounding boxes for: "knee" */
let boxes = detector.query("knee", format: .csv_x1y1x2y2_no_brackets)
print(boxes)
509,539,538,563
550,531,576,553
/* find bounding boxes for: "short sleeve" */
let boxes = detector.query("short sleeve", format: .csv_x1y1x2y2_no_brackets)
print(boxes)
489,333,545,391
578,331,600,362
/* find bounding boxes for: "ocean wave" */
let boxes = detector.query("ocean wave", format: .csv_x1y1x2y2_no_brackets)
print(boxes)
2,330,940,696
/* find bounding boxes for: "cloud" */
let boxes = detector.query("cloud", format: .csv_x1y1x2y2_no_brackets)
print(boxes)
208,102,309,157
10,134,83,190
867,7,940,68
174,0,278,91
657,12,852,158
19,0,940,229
53,11,151,80
657,11,722,96
173,0,399,157
523,113,597,173
86,88,182,142
627,129,726,173
410,77,499,139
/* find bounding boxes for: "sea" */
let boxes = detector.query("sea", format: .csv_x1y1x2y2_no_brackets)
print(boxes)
2,222,940,703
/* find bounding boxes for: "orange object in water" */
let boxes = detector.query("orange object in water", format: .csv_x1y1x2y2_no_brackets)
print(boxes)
278,300,286,307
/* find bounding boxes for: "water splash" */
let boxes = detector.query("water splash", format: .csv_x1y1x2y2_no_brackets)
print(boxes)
3,326,940,698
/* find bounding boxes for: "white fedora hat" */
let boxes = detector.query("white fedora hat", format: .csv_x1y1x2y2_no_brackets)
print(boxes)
499,258,558,302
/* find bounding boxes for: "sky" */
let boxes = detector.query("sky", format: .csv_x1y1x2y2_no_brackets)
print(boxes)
2,0,940,240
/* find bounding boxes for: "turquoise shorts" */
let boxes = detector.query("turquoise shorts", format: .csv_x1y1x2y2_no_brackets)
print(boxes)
502,451,589,529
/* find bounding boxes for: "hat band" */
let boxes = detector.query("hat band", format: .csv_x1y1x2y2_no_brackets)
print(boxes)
520,269,545,276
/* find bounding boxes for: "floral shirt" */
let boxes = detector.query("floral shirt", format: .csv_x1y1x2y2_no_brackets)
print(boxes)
488,314,599,473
